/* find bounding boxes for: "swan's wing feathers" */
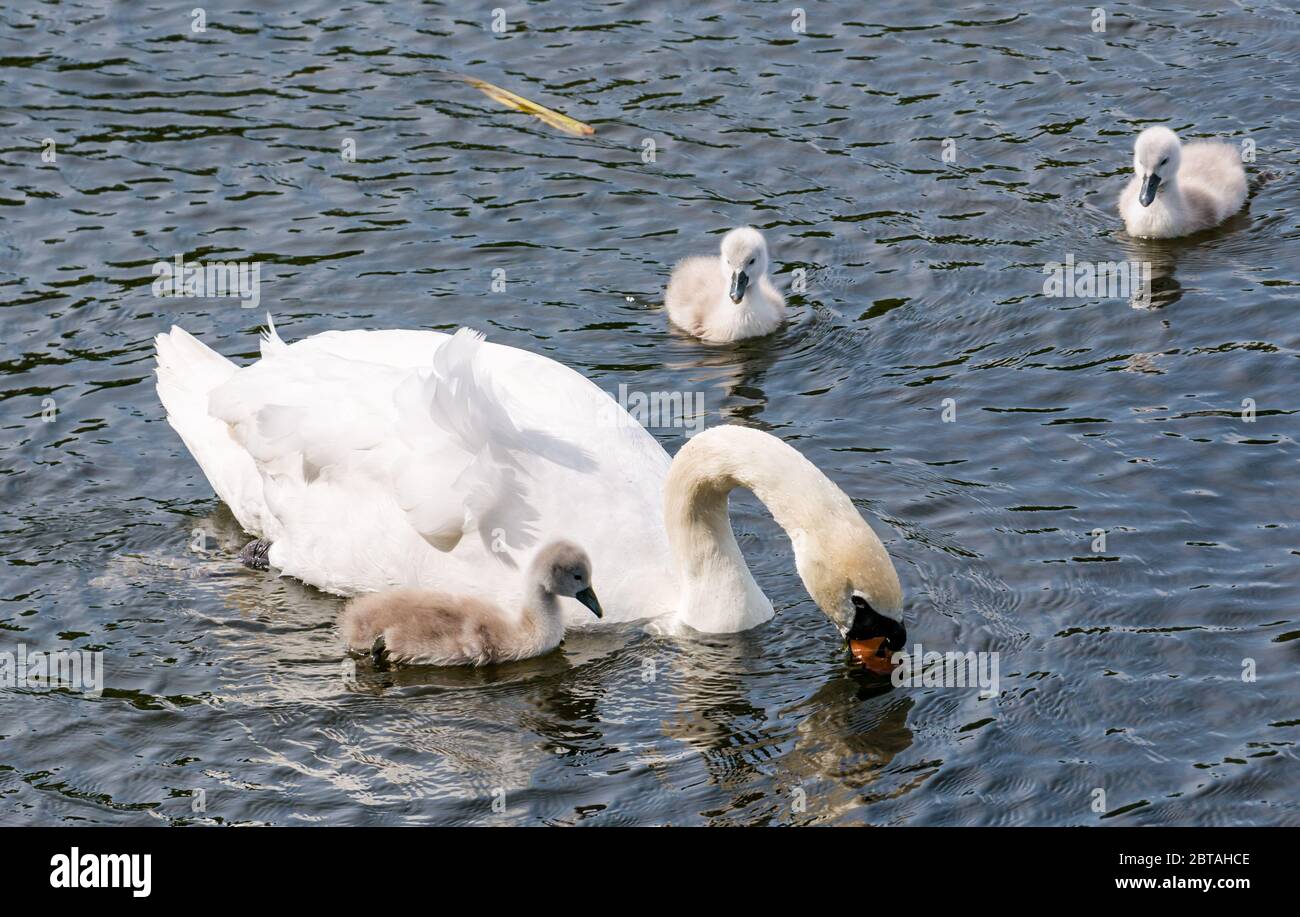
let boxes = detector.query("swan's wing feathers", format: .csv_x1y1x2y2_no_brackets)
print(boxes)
460,454,540,567
394,456,472,551
425,329,596,470
221,369,390,470
395,328,595,563
429,328,496,447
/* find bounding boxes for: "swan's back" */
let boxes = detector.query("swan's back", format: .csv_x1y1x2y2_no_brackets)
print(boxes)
665,255,721,336
157,324,677,623
1180,142,1248,222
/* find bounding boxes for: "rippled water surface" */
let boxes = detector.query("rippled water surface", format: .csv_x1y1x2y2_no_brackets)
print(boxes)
1,0,1298,825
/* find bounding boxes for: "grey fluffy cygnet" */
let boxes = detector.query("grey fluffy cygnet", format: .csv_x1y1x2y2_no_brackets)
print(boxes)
1119,126,1248,239
339,540,602,667
665,226,786,342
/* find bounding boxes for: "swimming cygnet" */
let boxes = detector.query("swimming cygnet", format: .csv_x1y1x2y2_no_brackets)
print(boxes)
339,540,602,667
665,226,786,342
1119,126,1248,239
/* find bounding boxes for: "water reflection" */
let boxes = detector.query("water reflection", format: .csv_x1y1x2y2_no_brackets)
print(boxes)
1119,237,1183,310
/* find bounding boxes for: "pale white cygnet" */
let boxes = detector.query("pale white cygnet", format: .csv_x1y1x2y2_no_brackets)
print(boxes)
665,226,786,342
1119,126,1248,239
339,540,602,667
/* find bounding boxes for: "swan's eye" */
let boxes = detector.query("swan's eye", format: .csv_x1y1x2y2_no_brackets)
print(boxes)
1159,157,1168,166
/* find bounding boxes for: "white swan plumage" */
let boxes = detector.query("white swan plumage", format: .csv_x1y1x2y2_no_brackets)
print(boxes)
1119,126,1248,239
154,321,903,641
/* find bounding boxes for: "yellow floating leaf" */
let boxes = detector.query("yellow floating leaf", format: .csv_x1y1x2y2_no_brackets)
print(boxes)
458,75,595,137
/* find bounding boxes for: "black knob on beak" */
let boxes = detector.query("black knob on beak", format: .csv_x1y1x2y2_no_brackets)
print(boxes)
847,595,906,652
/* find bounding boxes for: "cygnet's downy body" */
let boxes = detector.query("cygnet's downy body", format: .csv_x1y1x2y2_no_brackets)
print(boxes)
339,540,602,667
1119,126,1248,239
666,226,786,342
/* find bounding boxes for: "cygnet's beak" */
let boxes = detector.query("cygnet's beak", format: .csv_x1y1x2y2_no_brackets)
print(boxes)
728,269,750,304
574,586,603,619
1139,172,1161,207
845,603,906,675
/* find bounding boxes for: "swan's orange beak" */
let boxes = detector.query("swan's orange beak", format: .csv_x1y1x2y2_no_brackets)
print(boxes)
846,597,906,675
849,636,900,675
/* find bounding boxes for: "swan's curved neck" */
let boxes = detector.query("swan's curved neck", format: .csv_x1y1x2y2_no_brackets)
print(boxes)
663,427,850,633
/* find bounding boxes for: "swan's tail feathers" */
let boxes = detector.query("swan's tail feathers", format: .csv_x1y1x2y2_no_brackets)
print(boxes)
154,325,237,414
154,326,269,537
259,312,288,359
392,328,594,566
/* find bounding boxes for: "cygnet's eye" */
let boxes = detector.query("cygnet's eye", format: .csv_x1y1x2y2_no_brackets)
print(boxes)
1160,157,1169,166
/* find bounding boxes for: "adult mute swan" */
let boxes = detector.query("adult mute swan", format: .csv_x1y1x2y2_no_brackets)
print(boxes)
665,226,786,342
1119,126,1248,239
340,540,603,667
154,321,904,652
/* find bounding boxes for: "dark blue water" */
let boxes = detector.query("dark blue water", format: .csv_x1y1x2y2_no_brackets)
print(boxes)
1,0,1297,825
